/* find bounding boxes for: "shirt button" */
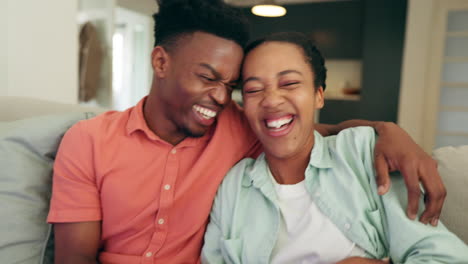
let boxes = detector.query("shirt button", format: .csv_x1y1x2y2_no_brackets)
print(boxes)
164,184,171,190
344,223,351,230
171,149,177,154
158,218,165,225
145,252,153,257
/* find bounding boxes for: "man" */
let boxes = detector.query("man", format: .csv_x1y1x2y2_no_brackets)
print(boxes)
48,0,445,263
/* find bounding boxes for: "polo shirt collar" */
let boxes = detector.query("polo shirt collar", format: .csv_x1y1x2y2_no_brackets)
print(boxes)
126,96,158,140
309,130,333,169
246,130,333,190
126,96,212,146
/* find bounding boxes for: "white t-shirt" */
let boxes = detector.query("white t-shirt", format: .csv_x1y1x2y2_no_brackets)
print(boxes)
269,169,366,264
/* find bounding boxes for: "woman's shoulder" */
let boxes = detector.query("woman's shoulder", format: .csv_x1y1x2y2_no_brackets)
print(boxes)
325,126,377,164
222,157,257,185
332,126,376,147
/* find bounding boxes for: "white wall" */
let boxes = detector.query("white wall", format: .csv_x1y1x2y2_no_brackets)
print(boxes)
4,0,78,104
0,0,8,95
397,0,436,146
117,0,158,16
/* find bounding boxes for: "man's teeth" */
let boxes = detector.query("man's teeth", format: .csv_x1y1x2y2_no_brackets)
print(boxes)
266,117,293,129
194,105,217,119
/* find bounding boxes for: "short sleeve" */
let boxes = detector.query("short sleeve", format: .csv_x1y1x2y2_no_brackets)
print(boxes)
47,121,102,223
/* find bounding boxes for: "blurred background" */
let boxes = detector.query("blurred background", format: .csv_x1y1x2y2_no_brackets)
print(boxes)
1,0,467,152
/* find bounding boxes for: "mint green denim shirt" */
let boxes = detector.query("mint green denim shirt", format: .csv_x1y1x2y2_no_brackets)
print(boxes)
202,127,468,263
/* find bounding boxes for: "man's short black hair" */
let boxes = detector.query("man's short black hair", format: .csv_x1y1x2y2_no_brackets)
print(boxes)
244,32,327,91
153,0,250,51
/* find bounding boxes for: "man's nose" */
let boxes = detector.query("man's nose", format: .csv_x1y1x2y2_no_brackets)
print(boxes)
210,84,231,106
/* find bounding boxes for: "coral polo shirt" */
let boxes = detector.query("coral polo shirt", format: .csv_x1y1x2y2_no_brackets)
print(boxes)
47,97,261,264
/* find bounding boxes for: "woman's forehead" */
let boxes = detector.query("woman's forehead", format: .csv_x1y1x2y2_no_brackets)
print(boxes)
245,42,304,63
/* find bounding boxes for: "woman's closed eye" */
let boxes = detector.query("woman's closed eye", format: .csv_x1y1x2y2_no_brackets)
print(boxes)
243,87,263,94
280,81,300,88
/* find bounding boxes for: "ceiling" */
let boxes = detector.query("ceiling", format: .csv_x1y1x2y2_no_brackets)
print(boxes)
225,0,351,7
119,0,353,15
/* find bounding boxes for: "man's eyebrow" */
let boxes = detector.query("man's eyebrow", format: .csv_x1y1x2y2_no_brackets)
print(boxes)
198,63,222,80
199,63,239,87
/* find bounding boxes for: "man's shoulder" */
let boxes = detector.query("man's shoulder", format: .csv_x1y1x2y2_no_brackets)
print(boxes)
68,108,131,137
217,101,243,123
212,101,257,150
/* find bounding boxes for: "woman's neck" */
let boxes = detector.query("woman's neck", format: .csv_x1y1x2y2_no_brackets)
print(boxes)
265,133,315,185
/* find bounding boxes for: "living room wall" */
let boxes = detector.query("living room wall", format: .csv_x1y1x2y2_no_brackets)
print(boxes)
0,1,7,94
3,0,78,104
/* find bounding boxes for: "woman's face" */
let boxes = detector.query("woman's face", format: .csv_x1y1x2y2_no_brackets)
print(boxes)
242,41,324,160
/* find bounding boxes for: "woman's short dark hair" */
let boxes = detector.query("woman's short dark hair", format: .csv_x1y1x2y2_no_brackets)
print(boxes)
244,32,327,91
153,0,250,51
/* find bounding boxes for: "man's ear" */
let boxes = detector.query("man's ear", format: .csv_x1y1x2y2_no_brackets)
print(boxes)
151,46,170,78
315,86,325,109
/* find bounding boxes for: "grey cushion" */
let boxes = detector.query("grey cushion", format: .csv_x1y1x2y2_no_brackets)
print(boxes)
0,96,106,122
433,145,468,244
0,112,94,264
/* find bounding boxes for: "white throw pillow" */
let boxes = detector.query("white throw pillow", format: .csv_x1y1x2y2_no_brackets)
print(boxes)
433,145,468,244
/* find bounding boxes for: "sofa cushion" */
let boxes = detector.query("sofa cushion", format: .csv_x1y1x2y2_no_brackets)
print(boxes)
0,112,95,264
433,145,468,244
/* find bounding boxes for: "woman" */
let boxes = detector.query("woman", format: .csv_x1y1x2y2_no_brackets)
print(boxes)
201,32,468,263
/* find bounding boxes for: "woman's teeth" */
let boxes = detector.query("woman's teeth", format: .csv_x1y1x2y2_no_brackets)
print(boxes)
193,105,217,119
266,116,294,129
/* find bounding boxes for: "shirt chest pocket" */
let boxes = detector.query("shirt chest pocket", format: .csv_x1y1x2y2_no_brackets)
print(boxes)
220,238,243,264
220,236,273,264
363,208,388,258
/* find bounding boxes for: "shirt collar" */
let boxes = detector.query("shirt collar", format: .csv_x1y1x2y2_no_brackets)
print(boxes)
126,96,157,140
309,130,333,169
246,130,333,190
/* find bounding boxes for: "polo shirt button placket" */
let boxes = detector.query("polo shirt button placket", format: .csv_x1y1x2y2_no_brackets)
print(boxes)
142,251,154,264
344,223,351,230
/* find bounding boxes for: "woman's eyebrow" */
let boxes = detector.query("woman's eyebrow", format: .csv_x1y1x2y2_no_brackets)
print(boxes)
278,69,302,77
242,76,260,85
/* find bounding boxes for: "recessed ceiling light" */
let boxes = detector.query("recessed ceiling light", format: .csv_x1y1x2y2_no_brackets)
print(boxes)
251,0,287,17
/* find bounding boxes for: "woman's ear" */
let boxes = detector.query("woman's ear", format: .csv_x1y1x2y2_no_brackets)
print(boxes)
315,86,325,109
151,46,170,78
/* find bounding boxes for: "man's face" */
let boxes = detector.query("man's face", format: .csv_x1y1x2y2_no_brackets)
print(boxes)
155,32,244,139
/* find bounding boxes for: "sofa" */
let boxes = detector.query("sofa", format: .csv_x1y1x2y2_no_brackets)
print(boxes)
0,96,467,264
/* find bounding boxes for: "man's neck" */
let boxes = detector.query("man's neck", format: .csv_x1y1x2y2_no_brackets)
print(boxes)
143,95,186,146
